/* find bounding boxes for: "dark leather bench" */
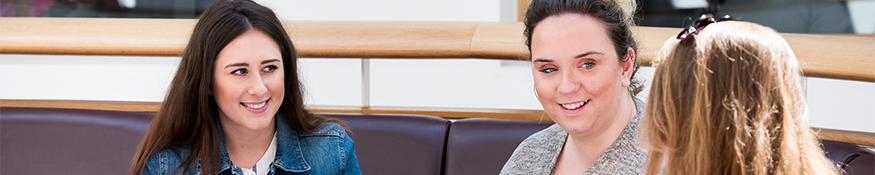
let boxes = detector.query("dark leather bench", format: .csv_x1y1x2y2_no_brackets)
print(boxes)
444,118,554,175
326,113,451,175
0,107,152,175
1,107,872,175
823,140,875,175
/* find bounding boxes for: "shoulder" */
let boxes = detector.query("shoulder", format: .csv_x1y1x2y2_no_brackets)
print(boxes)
293,122,349,139
293,121,353,150
309,122,348,137
633,96,645,114
143,146,194,175
279,121,360,174
527,124,565,143
516,124,565,152
501,124,565,175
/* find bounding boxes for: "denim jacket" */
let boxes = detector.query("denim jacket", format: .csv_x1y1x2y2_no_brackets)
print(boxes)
143,115,361,175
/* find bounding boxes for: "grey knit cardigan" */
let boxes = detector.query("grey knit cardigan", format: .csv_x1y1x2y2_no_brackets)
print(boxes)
500,97,647,175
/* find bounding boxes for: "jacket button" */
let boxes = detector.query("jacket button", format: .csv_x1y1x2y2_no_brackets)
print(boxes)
243,169,256,175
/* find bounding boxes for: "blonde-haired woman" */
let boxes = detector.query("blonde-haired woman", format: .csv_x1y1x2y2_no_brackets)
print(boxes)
642,15,838,175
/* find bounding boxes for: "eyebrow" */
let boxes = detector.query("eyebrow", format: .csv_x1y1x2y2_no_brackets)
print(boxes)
261,59,281,65
575,51,603,58
533,58,552,63
532,51,603,63
224,59,282,68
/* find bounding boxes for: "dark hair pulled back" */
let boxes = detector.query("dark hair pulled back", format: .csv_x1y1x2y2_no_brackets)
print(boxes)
524,0,643,95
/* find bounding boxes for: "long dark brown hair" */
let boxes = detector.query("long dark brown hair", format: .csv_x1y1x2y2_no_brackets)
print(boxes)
524,0,643,95
131,0,346,174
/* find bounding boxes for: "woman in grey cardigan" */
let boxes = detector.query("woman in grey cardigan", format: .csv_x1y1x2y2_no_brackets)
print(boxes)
500,0,646,174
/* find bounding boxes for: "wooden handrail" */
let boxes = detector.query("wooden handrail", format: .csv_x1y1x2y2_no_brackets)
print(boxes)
815,128,875,147
1,18,873,146
1,17,873,82
0,99,545,120
2,99,873,147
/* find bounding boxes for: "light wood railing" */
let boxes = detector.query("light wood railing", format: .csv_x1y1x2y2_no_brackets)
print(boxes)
1,17,873,146
2,17,873,81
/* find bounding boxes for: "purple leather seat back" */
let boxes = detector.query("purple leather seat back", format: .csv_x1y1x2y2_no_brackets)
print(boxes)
444,118,554,175
324,113,450,175
3,106,872,175
823,140,875,175
0,107,153,175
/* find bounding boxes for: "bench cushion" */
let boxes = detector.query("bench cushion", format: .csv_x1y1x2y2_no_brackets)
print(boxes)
2,107,872,175
444,118,554,175
0,107,152,175
823,140,875,175
324,113,450,175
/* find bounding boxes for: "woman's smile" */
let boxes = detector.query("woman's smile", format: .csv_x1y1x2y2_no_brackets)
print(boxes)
559,99,589,110
559,99,590,116
241,98,270,114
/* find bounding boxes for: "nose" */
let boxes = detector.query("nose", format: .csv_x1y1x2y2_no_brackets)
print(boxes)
557,69,580,95
247,74,268,96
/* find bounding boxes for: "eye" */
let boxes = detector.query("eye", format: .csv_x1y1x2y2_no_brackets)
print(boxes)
581,62,595,69
539,68,557,73
262,65,278,73
231,68,248,75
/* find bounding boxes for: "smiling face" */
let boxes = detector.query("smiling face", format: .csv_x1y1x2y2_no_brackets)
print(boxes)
531,13,634,135
213,30,285,132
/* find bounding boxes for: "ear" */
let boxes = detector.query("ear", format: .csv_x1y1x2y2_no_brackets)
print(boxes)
621,47,635,87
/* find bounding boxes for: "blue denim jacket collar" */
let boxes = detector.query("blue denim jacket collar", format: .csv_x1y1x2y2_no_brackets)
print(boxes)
215,114,311,174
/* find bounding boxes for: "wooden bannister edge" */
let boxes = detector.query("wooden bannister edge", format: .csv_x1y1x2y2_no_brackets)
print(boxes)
814,127,875,147
2,99,872,146
1,18,872,82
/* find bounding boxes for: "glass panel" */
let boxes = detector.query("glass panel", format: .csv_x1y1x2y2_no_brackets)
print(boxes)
806,77,875,133
298,58,362,106
0,0,218,18
369,59,543,110
636,0,862,34
0,54,179,102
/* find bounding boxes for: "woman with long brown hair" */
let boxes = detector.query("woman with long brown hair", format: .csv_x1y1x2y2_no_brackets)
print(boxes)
641,15,838,175
130,0,360,174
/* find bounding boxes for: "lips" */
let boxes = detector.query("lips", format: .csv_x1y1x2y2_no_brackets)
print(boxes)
559,99,589,110
241,99,269,114
243,101,266,109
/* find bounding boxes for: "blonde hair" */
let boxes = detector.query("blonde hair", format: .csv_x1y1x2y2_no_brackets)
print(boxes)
642,21,838,175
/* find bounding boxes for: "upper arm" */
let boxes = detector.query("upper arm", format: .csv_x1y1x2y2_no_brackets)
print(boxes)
340,130,361,175
142,151,164,175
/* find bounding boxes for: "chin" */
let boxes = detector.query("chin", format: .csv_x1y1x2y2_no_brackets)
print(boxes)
242,112,277,129
549,112,595,134
244,119,275,131
559,122,595,134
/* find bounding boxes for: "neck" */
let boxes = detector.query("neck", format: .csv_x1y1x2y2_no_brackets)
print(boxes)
221,120,276,169
566,95,636,163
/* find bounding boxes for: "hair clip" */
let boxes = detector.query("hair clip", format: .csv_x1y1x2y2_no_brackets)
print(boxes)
676,14,737,43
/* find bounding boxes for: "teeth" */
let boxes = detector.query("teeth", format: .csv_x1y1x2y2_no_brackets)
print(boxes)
561,100,588,110
244,101,266,109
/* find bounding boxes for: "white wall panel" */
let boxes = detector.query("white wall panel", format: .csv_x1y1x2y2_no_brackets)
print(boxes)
369,59,541,110
807,77,875,132
298,58,361,106
0,54,178,102
1,1,872,133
